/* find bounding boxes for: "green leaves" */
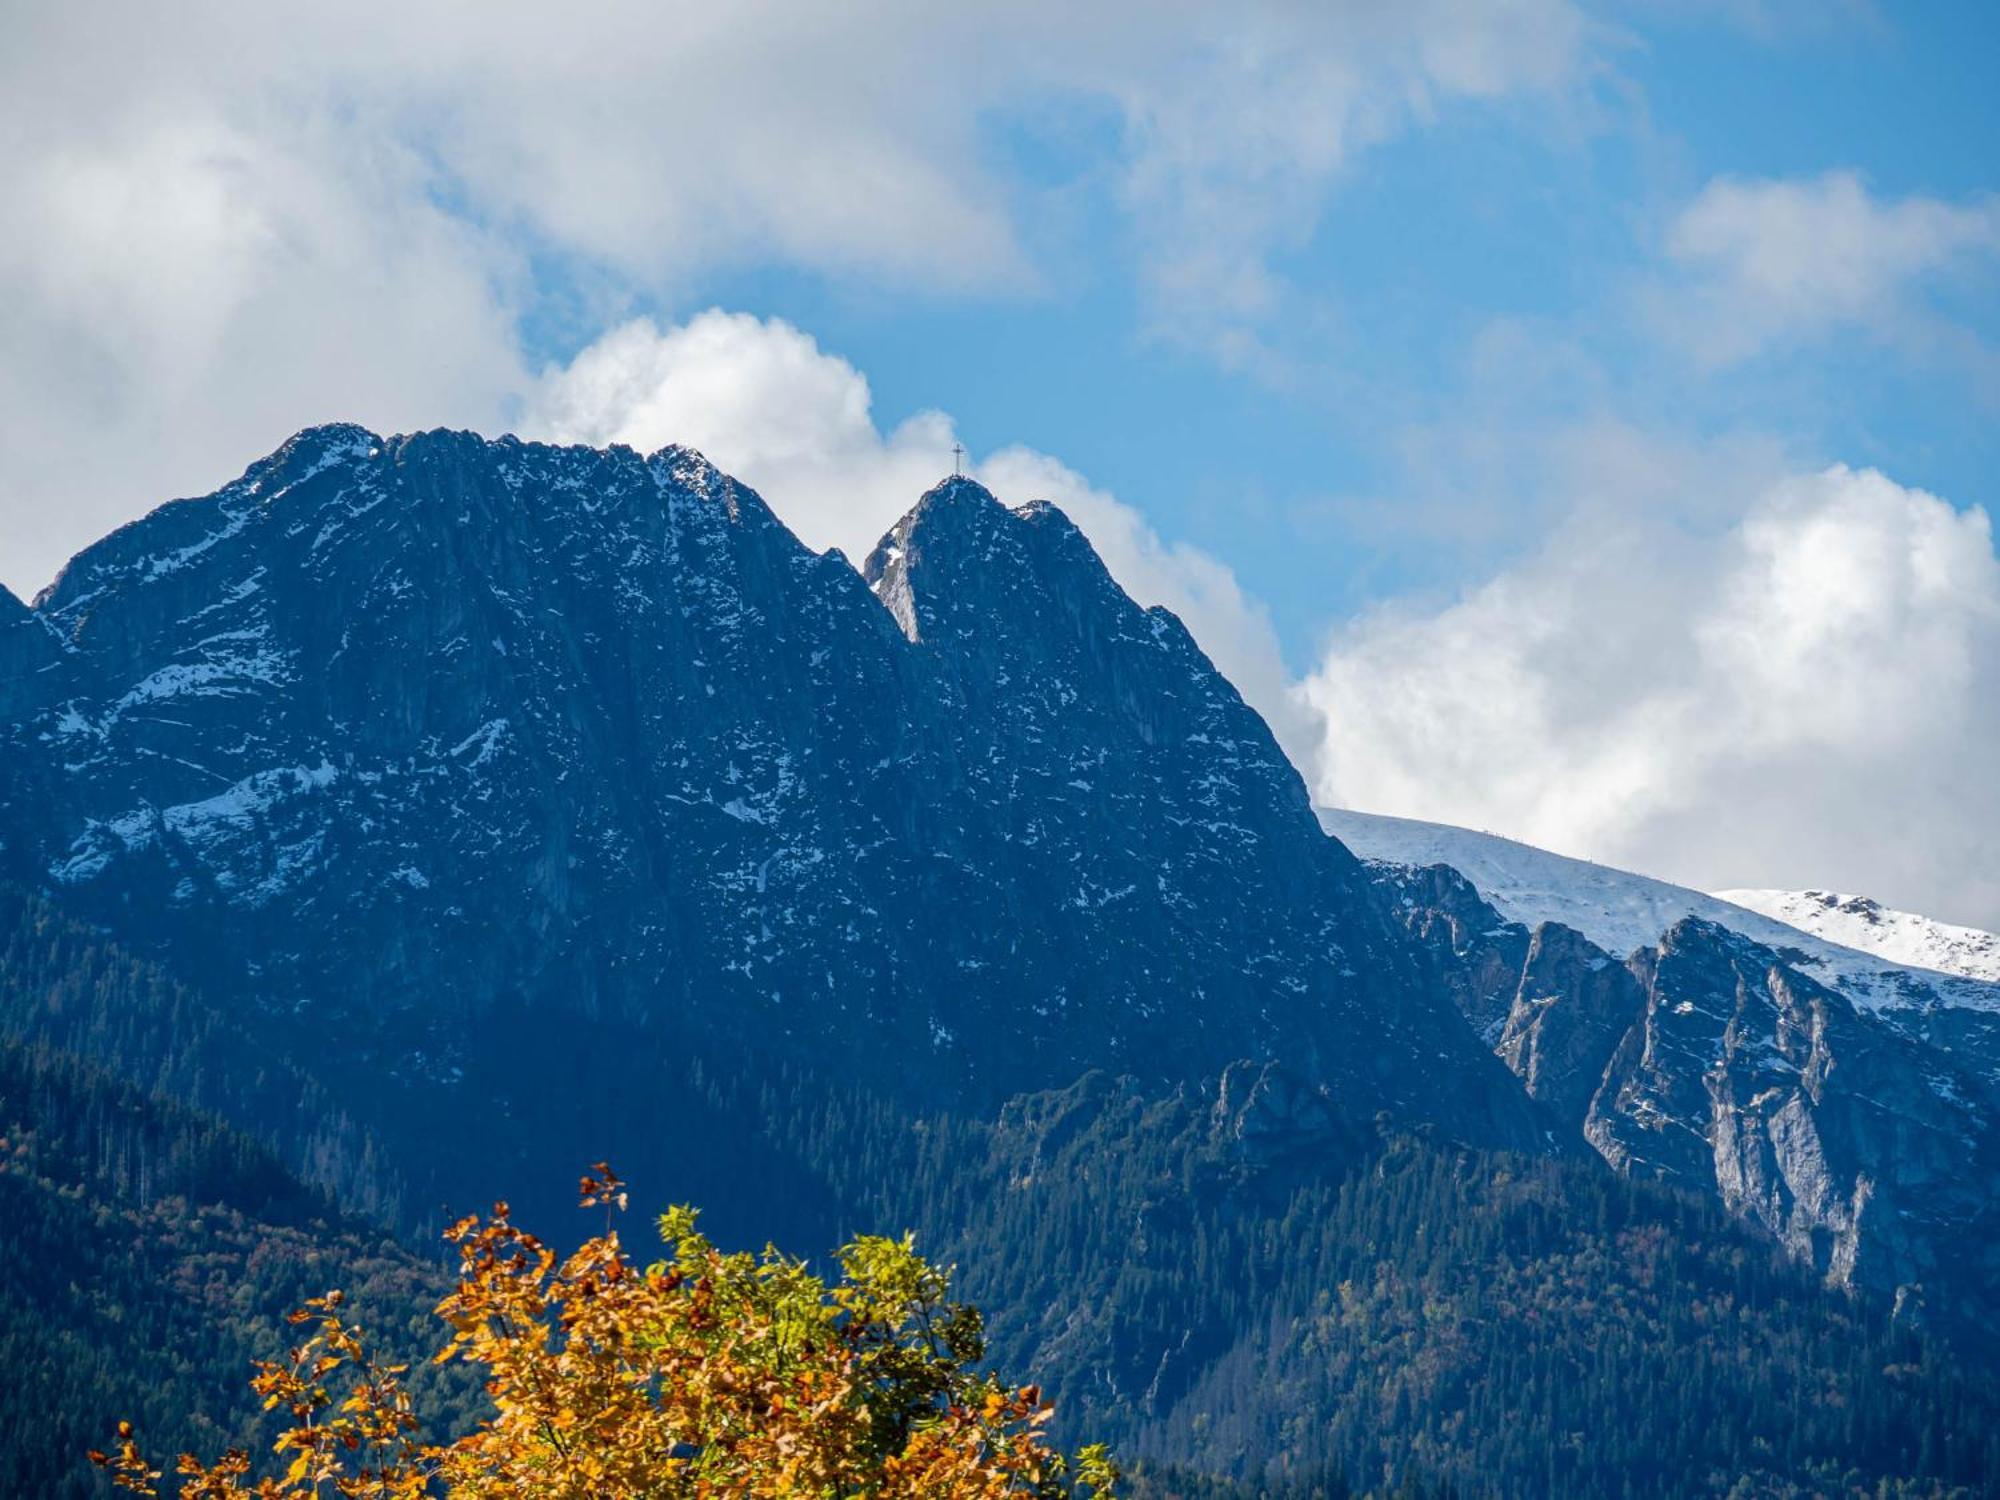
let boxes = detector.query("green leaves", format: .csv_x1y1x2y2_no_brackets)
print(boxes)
98,1171,1117,1498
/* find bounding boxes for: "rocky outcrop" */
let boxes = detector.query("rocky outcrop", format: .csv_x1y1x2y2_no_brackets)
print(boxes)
1599,919,2000,1309
1497,921,1644,1125
1372,862,1529,1044
1369,860,2000,1331
1208,1058,1352,1172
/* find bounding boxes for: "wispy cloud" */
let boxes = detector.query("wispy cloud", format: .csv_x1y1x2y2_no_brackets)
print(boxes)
1656,171,2000,365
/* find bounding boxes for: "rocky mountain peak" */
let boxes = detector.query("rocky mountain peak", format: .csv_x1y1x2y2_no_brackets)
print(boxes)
911,471,1007,519
1362,847,2000,1332
861,476,1130,647
0,427,1551,1157
1717,886,2000,985
257,422,381,482
863,474,1016,642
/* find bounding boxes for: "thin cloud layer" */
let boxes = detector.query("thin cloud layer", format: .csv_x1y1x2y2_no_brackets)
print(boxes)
1660,171,2000,364
1303,464,2000,927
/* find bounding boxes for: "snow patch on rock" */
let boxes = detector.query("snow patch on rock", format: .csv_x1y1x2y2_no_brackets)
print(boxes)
1318,806,2000,1014
1715,888,2000,985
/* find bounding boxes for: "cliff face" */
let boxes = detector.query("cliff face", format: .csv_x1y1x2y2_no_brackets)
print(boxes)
1372,860,2000,1329
0,427,1537,1156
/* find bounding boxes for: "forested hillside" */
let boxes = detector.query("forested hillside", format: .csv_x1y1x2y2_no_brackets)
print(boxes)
3,435,1998,1495
602,1062,2000,1495
7,888,1992,1495
0,1033,459,1498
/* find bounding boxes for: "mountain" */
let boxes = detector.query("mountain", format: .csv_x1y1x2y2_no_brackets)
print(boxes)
1317,808,2000,1014
1717,887,2000,984
5,885,1994,1498
0,425,1539,1206
5,426,1999,1493
1320,806,2000,1332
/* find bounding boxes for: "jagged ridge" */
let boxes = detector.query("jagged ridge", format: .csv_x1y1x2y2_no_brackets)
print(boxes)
1,427,1543,1209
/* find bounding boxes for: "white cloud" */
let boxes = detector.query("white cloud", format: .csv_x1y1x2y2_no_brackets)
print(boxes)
0,1,1589,599
1660,171,2000,363
530,313,946,558
1302,464,2000,928
1103,0,1587,362
529,311,1316,767
0,95,528,604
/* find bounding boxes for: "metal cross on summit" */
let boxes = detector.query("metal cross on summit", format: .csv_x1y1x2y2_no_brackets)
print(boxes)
951,442,964,478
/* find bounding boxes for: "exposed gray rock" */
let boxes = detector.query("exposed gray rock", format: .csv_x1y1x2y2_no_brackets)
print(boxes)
1368,859,2000,1331
1497,921,1644,1124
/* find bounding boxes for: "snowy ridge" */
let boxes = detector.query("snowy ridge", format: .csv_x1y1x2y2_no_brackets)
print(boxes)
1714,889,2000,985
1316,806,2000,1014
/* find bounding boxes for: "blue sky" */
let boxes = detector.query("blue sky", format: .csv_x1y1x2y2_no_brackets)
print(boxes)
4,1,1997,922
643,4,1999,666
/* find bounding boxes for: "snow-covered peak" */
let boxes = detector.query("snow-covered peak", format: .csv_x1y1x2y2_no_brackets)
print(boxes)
1713,889,2000,985
1316,806,2000,1013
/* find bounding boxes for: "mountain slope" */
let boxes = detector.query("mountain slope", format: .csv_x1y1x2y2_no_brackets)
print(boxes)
1332,823,2000,1331
2,428,1540,1215
4,896,1991,1500
0,1028,462,1500
9,985,1993,1498
1717,887,2000,984
1318,807,2000,1014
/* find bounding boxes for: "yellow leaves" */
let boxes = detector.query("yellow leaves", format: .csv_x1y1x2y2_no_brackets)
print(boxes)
86,1419,163,1496
577,1162,628,1213
94,1164,1119,1499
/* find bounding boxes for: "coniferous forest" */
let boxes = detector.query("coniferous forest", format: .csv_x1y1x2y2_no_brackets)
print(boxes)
3,884,1996,1497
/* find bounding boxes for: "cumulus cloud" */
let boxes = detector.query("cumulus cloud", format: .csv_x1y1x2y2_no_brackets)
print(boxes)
0,1,1589,599
529,311,1317,768
530,314,954,562
0,94,529,603
1303,465,2000,928
1660,171,2000,363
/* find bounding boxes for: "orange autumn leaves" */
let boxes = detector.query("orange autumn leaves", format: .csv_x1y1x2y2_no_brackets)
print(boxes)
93,1166,1115,1499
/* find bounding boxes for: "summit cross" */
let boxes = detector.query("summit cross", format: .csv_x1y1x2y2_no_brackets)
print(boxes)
952,442,964,477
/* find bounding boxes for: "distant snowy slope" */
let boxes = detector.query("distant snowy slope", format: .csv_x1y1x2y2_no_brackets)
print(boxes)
1715,889,2000,985
1317,806,2000,1013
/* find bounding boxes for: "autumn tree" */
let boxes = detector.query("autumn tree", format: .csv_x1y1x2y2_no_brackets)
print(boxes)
94,1166,1115,1498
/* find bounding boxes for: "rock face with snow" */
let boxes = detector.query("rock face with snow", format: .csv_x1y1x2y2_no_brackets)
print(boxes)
0,428,1539,1191
1320,808,2000,1015
1343,814,2000,1328
1716,889,2000,985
